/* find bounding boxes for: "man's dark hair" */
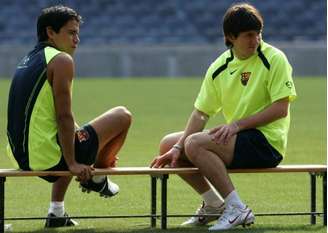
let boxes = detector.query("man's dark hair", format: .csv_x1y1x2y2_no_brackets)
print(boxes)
223,3,263,47
37,5,82,42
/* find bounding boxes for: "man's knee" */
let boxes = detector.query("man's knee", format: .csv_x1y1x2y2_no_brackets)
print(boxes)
112,106,132,128
184,133,202,161
159,133,179,154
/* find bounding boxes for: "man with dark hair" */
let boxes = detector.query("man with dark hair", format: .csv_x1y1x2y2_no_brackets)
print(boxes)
151,3,296,231
7,5,132,228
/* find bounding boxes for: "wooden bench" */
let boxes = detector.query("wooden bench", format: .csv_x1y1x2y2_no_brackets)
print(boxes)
0,165,326,232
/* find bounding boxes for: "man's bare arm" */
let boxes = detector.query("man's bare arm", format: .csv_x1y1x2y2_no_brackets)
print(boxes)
49,53,93,181
210,97,290,144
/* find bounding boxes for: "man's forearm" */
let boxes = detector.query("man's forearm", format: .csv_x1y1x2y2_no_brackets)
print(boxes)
236,98,289,131
57,115,76,167
176,109,209,148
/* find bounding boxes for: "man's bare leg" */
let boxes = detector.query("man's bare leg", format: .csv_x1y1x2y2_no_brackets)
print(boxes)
159,132,224,226
184,132,236,197
159,132,212,194
89,106,132,168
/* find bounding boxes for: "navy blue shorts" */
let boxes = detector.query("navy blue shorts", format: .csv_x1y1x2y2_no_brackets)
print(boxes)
42,124,99,183
228,129,283,169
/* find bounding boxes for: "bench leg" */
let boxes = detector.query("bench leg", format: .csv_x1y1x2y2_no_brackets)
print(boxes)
323,172,327,226
161,174,169,230
310,173,316,224
0,177,5,233
151,176,157,228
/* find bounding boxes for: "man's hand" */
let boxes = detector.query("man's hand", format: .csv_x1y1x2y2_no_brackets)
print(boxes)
69,162,94,183
208,122,239,145
150,147,181,168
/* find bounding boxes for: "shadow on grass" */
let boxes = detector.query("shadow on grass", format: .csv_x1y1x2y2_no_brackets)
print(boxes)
19,224,326,233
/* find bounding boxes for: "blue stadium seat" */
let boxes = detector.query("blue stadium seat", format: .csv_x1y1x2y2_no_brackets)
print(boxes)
0,0,325,45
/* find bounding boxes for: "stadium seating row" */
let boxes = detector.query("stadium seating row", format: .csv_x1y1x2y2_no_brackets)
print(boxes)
0,0,326,45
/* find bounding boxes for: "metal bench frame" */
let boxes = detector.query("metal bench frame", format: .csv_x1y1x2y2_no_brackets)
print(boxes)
0,165,326,232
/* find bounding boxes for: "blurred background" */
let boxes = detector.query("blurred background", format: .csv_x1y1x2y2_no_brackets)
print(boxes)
0,3,326,231
0,0,326,78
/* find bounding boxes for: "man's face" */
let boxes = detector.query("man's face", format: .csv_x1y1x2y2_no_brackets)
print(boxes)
47,19,80,55
228,31,261,59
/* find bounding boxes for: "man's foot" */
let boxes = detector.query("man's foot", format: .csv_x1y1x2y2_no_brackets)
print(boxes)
181,201,225,226
45,212,78,228
4,224,12,232
208,205,254,231
80,176,119,198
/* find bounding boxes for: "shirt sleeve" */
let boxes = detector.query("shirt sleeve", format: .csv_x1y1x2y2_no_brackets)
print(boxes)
194,65,221,116
267,51,297,103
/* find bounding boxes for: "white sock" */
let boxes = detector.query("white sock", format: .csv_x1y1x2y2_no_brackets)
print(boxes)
92,175,106,183
224,190,246,209
48,201,64,217
202,189,224,207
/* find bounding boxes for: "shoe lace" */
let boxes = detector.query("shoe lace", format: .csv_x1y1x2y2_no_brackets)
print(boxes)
186,202,206,221
217,205,235,223
195,202,208,215
195,202,222,218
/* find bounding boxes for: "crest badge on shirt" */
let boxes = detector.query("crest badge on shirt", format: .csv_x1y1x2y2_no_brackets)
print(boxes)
240,72,251,86
285,81,293,88
76,129,89,143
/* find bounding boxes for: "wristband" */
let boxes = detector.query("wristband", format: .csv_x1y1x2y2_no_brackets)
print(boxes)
172,144,183,151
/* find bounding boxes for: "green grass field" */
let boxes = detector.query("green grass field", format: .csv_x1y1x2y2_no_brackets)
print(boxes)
0,77,326,233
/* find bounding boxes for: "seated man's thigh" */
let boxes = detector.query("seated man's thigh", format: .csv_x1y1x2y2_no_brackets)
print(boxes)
185,131,236,165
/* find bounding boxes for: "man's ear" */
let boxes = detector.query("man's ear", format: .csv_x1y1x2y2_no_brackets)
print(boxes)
46,26,55,39
226,34,236,43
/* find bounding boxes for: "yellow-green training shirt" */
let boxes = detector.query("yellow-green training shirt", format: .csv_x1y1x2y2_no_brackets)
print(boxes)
7,43,64,170
194,40,297,156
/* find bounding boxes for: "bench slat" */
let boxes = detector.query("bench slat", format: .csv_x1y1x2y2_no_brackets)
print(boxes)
0,167,199,177
229,165,327,173
0,165,326,177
